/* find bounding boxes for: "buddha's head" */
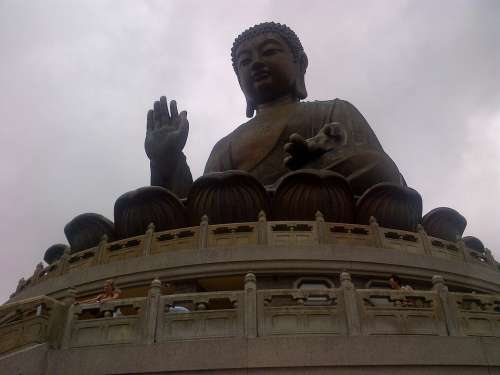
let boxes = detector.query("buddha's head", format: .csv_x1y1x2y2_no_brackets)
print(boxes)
231,22,308,117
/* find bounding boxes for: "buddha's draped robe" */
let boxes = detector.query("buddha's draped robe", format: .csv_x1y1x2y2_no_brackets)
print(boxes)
204,99,403,196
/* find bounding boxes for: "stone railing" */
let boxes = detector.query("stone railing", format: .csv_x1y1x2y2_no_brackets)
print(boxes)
15,216,497,297
452,290,500,337
0,295,66,354
3,273,500,354
157,290,245,341
257,286,345,336
62,296,147,348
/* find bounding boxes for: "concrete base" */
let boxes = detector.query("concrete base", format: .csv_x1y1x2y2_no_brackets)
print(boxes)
3,335,498,375
0,343,48,375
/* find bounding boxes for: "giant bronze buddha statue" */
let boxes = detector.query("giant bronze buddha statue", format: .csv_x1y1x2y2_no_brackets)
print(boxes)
145,22,403,199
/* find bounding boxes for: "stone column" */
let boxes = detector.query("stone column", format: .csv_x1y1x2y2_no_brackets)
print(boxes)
59,248,71,275
144,278,162,344
456,239,469,262
432,275,461,336
369,217,384,248
315,211,326,244
340,272,361,336
257,210,268,245
199,215,209,249
61,287,78,349
417,224,432,255
32,262,44,284
484,248,496,268
96,234,108,265
244,272,257,338
143,223,155,257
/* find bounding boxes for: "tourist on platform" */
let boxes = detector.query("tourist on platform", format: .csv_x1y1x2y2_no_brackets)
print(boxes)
388,275,413,291
75,279,121,304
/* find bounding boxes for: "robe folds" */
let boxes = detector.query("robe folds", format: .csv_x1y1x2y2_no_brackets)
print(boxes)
204,99,403,196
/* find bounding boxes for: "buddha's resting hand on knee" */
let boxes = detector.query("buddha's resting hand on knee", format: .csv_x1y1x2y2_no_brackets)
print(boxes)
283,122,347,170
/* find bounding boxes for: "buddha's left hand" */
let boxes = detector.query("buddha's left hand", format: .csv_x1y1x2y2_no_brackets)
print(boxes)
283,122,346,170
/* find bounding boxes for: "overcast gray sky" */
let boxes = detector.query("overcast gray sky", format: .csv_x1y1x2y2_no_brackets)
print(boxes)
1,0,499,302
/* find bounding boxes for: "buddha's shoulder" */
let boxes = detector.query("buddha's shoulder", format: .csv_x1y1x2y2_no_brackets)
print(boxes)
300,98,354,109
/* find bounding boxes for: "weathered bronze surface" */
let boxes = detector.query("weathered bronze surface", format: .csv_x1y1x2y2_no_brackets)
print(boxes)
144,22,403,199
114,186,187,239
64,213,115,253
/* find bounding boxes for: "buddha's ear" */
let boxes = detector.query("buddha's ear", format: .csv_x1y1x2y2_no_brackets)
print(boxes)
294,52,308,100
246,100,255,118
237,73,256,118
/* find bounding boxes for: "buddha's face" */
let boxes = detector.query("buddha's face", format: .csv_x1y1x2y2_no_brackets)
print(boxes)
235,32,299,106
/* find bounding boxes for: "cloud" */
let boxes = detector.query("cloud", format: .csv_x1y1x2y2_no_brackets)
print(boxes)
0,0,499,302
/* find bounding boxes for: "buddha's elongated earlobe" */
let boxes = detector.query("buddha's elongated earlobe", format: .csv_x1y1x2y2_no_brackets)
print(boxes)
294,52,308,100
246,99,255,118
240,77,255,117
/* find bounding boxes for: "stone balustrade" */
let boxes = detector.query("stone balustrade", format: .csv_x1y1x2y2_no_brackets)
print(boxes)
63,297,147,348
3,273,500,355
0,295,66,354
14,218,498,298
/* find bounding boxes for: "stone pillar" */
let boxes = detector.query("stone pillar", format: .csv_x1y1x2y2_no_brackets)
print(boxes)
32,262,44,283
257,210,268,245
96,234,108,265
143,223,155,257
369,216,384,248
61,287,78,349
244,272,257,338
59,248,71,275
315,211,326,244
432,275,461,336
14,277,26,294
340,272,361,335
417,224,432,255
62,287,77,306
199,215,209,249
484,248,496,268
457,239,469,262
144,278,162,344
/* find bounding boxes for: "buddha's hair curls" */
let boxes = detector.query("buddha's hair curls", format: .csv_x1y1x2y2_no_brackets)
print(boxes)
231,22,304,73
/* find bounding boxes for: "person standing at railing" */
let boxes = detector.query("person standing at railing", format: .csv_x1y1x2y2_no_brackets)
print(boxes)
74,279,121,304
388,275,413,292
164,282,190,312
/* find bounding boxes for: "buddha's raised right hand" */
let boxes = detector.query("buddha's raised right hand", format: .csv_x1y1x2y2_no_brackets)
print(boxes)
145,96,189,163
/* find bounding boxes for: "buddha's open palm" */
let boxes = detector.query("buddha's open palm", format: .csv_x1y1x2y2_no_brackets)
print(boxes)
145,96,189,162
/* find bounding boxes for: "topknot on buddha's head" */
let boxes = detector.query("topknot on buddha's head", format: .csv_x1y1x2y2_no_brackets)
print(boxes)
231,22,304,74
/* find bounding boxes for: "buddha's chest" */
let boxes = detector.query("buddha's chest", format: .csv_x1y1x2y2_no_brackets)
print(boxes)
230,107,314,172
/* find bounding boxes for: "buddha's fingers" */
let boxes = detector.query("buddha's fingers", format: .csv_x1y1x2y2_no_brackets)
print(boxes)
146,110,154,131
176,111,189,147
287,133,309,156
170,100,179,119
283,155,301,171
159,96,171,123
153,101,162,128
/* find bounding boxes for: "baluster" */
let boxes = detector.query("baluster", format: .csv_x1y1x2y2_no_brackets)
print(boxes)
315,210,326,244
61,287,78,349
369,216,384,248
244,272,257,338
257,210,268,245
96,234,108,265
199,214,209,249
340,272,361,335
417,224,432,255
432,275,461,336
59,248,71,275
143,222,155,257
144,278,162,344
